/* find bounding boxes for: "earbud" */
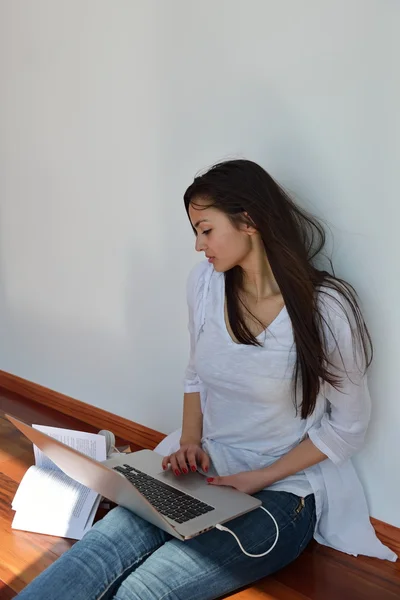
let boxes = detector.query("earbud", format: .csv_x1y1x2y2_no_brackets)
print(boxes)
98,430,116,458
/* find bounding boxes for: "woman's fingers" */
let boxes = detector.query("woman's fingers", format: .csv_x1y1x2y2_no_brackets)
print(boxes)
199,450,210,473
186,448,198,472
162,446,210,476
176,450,189,474
166,451,188,475
169,453,180,475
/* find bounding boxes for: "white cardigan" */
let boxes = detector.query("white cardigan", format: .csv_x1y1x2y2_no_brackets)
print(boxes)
155,261,397,561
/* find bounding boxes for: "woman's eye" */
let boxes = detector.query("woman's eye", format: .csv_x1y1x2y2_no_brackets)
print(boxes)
203,229,211,235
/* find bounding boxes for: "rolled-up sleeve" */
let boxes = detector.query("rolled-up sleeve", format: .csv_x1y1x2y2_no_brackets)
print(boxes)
183,262,208,393
308,291,371,465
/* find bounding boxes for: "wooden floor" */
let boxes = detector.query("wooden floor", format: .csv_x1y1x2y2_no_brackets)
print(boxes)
1,390,399,600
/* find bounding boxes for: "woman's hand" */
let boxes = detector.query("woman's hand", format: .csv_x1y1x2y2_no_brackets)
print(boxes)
206,470,267,495
162,442,210,476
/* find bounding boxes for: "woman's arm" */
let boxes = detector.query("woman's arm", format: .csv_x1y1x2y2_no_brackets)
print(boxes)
207,438,327,494
162,392,210,473
163,262,211,474
180,392,203,444
260,437,327,485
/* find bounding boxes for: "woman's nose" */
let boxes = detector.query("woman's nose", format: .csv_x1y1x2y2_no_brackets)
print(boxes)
195,236,206,253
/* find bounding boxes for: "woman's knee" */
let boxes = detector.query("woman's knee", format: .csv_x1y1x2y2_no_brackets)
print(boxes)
93,506,133,532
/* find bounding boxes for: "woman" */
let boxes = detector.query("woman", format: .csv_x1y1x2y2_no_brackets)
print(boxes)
18,160,396,600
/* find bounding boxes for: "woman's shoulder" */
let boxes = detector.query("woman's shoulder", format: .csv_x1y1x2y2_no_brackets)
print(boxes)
187,259,213,286
316,281,362,351
316,284,352,324
186,260,215,306
316,284,348,319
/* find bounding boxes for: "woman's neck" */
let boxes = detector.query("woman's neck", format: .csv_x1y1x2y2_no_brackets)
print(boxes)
239,241,280,301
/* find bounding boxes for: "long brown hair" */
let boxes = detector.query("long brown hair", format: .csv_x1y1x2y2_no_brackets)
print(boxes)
184,159,372,419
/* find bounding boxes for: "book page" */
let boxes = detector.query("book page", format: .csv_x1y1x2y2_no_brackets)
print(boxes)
12,493,102,540
12,465,101,540
81,494,102,537
32,424,106,470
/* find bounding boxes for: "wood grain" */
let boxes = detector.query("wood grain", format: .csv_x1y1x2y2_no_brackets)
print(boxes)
372,517,400,558
272,543,400,600
0,581,18,599
227,579,311,599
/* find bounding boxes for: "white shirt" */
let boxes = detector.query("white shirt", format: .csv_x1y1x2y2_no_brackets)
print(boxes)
196,268,312,497
155,261,397,562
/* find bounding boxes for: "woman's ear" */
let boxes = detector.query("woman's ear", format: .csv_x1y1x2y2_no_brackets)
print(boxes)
242,212,258,235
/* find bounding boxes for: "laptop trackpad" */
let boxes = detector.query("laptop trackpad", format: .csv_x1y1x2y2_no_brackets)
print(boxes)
157,468,209,493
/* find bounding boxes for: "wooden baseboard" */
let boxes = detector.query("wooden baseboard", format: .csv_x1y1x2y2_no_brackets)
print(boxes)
0,369,399,558
370,517,400,558
0,370,165,450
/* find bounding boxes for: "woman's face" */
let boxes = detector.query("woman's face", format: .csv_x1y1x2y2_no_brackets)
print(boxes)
188,201,253,272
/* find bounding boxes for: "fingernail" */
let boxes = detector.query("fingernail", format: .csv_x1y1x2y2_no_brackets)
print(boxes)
207,477,214,483
174,469,180,476
162,465,166,470
182,468,188,474
191,466,196,472
204,466,209,472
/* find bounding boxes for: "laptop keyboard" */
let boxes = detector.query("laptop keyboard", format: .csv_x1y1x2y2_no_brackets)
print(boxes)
113,464,214,524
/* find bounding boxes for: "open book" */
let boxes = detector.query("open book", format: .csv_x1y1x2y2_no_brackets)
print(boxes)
11,424,107,540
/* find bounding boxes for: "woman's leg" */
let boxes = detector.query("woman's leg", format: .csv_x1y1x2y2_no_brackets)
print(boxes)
113,491,316,600
17,506,171,600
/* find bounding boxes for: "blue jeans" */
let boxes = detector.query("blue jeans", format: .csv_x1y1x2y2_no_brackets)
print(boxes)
17,491,315,600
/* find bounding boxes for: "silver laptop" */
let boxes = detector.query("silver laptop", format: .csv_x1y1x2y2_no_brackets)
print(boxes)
6,414,261,540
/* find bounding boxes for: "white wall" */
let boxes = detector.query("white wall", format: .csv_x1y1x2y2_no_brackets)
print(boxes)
0,1,399,526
